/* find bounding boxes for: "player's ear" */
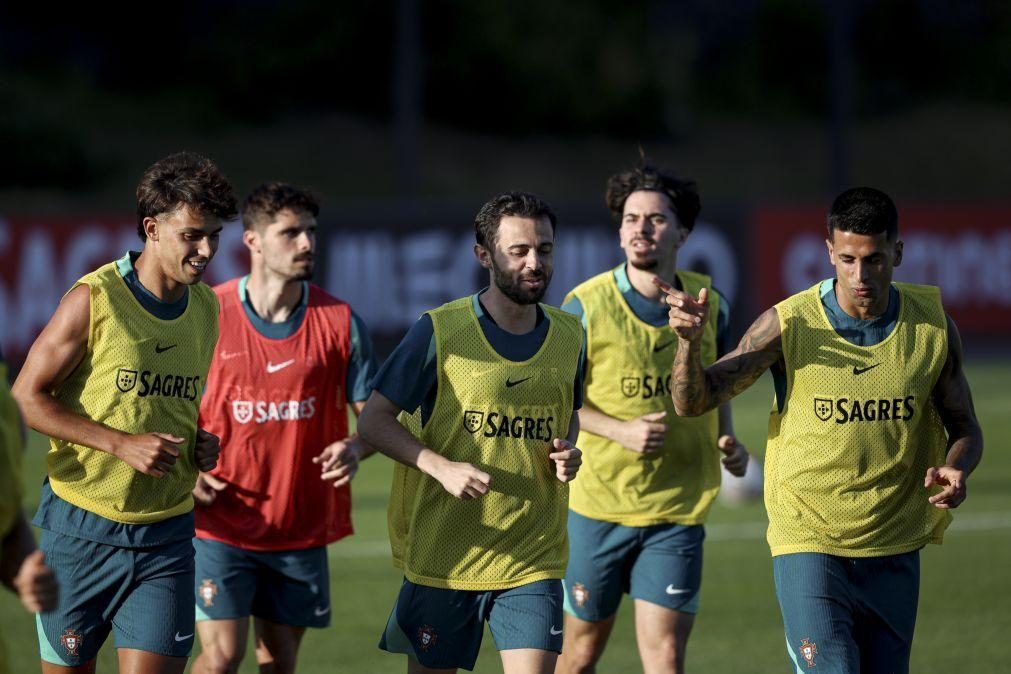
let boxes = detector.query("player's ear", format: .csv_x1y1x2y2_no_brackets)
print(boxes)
242,228,260,254
825,236,835,264
143,217,159,242
474,244,492,269
893,239,903,267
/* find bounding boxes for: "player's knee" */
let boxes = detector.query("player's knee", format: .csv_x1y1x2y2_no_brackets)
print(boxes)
197,645,245,674
641,632,686,670
560,631,606,670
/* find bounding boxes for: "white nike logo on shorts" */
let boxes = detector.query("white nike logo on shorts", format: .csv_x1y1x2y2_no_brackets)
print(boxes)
174,632,193,642
665,585,692,595
314,606,331,616
549,626,563,636
266,359,295,373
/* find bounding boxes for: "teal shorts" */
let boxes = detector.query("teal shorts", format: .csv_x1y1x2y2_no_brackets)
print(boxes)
773,551,920,674
379,578,563,671
563,510,704,621
193,538,331,628
36,530,195,666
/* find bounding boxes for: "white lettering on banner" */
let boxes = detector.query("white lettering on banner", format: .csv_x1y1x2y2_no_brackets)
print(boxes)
326,222,737,333
780,231,1011,305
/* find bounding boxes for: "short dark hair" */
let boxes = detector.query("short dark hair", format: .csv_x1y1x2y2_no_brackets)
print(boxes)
606,159,701,231
827,187,898,240
135,152,238,241
242,182,320,231
474,191,557,248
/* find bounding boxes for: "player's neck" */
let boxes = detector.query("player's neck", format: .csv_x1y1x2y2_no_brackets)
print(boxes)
133,250,186,303
626,254,678,300
245,271,303,323
480,286,538,335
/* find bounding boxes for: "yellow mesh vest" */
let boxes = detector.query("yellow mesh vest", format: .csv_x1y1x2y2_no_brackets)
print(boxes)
388,409,422,570
47,262,218,523
397,297,582,590
567,268,721,525
0,366,24,550
767,282,950,557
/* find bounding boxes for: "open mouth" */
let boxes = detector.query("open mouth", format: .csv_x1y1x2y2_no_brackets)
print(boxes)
188,259,208,273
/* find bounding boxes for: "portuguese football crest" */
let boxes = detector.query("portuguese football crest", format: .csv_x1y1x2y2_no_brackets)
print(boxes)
798,638,818,667
232,400,254,424
571,582,590,608
621,376,640,398
116,368,137,392
463,410,484,434
417,624,438,651
814,398,834,422
199,578,219,607
60,628,83,656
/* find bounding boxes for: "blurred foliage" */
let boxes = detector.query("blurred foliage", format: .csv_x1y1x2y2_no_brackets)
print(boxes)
1,0,1010,185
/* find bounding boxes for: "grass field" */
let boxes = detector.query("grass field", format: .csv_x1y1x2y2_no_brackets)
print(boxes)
2,363,1009,672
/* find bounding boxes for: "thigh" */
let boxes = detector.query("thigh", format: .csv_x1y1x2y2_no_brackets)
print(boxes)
499,648,557,674
112,538,196,658
379,579,485,671
37,531,124,668
193,538,257,621
116,649,187,674
563,511,637,622
254,545,331,628
488,579,564,654
856,551,920,674
629,523,704,614
773,553,859,674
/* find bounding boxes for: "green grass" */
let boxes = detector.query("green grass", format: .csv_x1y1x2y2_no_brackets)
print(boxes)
2,363,1008,672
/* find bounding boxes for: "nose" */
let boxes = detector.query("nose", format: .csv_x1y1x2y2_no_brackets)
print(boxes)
197,237,215,259
855,260,869,283
298,230,314,252
526,250,544,271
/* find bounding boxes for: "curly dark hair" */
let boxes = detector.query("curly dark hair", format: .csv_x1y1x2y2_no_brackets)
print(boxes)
605,158,701,232
242,182,320,231
135,152,238,241
827,187,898,240
474,191,557,248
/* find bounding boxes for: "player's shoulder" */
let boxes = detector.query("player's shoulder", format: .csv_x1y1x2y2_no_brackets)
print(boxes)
567,267,619,302
210,277,241,301
307,282,350,308
428,295,473,318
542,303,583,340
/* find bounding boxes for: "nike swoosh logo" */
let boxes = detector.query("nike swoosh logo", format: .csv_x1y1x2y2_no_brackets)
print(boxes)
174,632,193,642
314,606,331,616
665,585,692,595
155,343,177,354
506,376,533,387
549,626,563,636
220,350,244,360
852,364,881,375
653,340,674,352
266,359,295,373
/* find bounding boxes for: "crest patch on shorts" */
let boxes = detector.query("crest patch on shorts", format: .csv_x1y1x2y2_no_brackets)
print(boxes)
60,628,83,656
199,578,219,607
571,582,590,608
798,637,818,667
417,624,438,651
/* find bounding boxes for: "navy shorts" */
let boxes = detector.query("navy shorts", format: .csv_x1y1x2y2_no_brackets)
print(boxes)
37,530,195,666
379,578,563,671
563,510,704,621
773,551,920,674
193,538,331,628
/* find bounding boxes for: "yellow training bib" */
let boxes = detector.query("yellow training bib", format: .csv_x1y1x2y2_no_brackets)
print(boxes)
47,261,218,524
567,268,721,526
767,281,950,556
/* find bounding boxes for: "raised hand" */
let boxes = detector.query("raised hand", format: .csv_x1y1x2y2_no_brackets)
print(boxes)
618,411,667,453
718,434,749,477
653,277,709,342
549,438,582,482
194,428,221,472
192,472,228,506
113,432,184,477
313,438,364,489
925,465,967,509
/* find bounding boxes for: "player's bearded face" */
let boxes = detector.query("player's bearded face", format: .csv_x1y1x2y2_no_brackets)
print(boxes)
619,190,686,272
488,215,554,305
826,229,902,316
260,208,316,281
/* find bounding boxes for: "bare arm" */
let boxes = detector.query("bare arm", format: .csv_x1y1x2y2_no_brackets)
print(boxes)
12,284,185,477
1,513,58,612
671,305,784,417
357,390,491,499
578,404,667,454
924,315,984,509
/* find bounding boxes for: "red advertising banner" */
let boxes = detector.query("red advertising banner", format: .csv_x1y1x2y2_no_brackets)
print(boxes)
755,205,1011,335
